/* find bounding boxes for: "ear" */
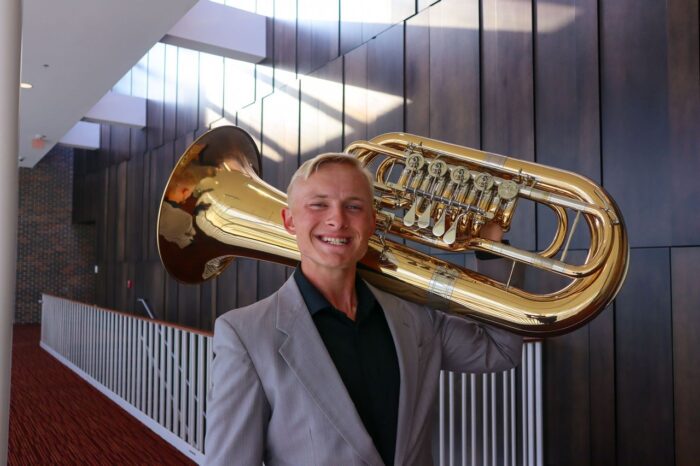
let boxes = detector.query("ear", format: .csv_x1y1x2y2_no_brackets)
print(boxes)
281,207,296,235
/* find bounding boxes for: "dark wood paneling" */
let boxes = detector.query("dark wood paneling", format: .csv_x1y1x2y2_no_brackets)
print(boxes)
130,54,148,157
236,258,259,308
405,8,430,136
215,264,238,318
105,165,118,265
143,260,166,320
163,44,178,143
535,0,600,250
668,0,700,246
176,48,200,137
366,23,404,137
344,44,368,142
199,53,224,129
199,280,216,332
671,247,700,466
600,0,670,248
588,305,616,466
297,0,339,76
615,248,674,466
273,0,297,90
115,161,128,263
178,282,200,329
110,125,130,164
481,0,535,251
147,43,165,150
125,149,144,262
299,57,343,163
148,143,175,260
428,0,480,146
545,321,598,466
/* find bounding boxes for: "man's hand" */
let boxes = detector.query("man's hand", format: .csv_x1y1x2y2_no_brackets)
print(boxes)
479,221,505,242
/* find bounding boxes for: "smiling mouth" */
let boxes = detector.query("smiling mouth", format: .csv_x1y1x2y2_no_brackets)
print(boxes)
319,236,349,246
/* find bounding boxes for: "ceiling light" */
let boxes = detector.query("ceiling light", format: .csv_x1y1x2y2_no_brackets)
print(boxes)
20,82,33,89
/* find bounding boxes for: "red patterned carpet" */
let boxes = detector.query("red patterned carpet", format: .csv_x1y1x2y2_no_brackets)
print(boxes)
8,325,194,465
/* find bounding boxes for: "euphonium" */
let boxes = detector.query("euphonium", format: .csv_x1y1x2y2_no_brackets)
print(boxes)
157,126,629,336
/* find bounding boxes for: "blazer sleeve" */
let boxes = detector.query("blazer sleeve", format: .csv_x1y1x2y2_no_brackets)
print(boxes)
434,256,523,374
204,316,270,466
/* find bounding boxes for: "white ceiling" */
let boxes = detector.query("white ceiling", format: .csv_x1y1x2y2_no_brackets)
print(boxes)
18,0,198,167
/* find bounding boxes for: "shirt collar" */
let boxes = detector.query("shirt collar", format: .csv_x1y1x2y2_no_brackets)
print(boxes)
293,265,377,319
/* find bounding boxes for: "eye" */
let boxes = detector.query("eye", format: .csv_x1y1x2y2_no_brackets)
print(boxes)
309,202,327,209
346,204,363,211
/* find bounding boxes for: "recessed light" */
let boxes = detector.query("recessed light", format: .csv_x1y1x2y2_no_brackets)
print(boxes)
20,82,33,89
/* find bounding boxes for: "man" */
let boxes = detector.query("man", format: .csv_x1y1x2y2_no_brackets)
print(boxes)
204,154,522,465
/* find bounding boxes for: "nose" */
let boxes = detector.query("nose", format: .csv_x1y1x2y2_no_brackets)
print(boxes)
325,204,347,229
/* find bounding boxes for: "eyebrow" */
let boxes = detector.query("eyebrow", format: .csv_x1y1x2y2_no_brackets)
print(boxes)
306,194,368,202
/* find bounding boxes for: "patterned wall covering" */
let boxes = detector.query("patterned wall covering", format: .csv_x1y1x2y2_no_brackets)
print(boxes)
16,146,95,323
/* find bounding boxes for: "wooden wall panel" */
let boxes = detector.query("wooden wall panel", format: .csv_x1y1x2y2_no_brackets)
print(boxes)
178,282,200,328
534,0,600,250
176,48,200,137
110,125,131,164
199,53,224,130
125,149,145,262
366,24,404,137
482,0,536,251
428,0,480,147
143,260,166,320
588,306,616,466
146,43,165,151
344,44,369,142
600,1,670,248
215,263,238,317
115,161,128,263
405,9,430,136
615,248,674,465
299,57,344,163
147,143,174,261
297,0,339,76
273,0,297,90
163,45,178,143
671,247,700,466
130,54,148,157
668,0,700,246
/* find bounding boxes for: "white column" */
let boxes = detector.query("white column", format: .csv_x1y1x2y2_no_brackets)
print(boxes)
0,1,21,463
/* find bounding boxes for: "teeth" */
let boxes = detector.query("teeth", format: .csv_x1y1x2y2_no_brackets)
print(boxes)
321,237,348,245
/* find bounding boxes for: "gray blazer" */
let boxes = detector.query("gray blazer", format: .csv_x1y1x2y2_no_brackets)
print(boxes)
204,277,522,466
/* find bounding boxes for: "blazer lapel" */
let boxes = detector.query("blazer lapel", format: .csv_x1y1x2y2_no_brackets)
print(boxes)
370,284,420,466
275,278,384,466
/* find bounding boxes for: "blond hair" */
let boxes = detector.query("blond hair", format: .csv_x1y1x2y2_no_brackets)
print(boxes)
287,153,374,204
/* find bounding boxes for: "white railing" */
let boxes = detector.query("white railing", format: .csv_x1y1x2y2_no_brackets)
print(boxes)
41,295,542,465
438,342,543,466
40,294,211,464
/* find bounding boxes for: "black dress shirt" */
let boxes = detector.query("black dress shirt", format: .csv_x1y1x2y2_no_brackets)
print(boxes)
294,267,400,466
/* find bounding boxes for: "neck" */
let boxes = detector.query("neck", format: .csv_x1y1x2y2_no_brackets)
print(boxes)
301,263,358,320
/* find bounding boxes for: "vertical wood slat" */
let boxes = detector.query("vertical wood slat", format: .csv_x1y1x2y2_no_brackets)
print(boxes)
534,0,600,251
600,0,671,248
671,247,700,465
481,0,535,251
615,248,674,465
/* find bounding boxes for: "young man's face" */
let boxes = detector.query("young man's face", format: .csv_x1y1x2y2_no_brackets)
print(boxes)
282,163,376,279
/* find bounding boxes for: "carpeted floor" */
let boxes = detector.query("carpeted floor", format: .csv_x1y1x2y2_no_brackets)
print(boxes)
8,324,194,465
